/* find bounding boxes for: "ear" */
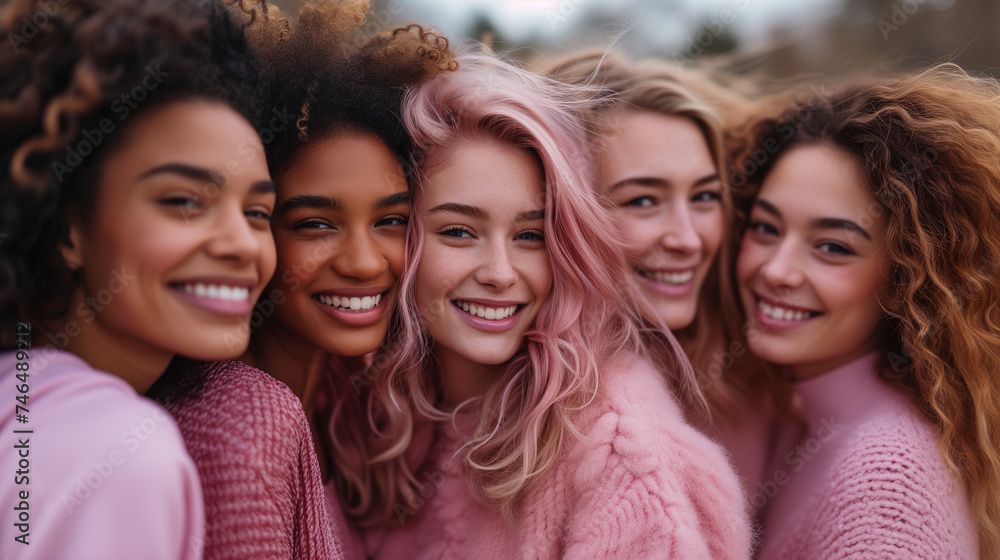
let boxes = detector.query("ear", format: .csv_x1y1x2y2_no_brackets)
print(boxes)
60,217,85,271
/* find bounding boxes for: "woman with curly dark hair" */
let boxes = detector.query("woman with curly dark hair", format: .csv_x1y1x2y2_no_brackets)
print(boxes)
732,64,1000,559
147,3,456,559
0,0,276,558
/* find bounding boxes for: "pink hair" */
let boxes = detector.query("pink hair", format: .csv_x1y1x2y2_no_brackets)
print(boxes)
327,51,695,525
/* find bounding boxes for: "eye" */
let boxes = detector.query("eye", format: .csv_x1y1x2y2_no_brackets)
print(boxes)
623,196,655,208
245,208,271,221
376,214,408,227
160,195,203,210
818,241,855,256
440,226,473,238
294,219,335,231
747,220,779,236
692,190,721,203
515,229,545,242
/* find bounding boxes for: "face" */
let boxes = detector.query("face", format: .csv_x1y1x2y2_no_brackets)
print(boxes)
600,110,724,330
415,139,551,380
268,133,408,357
66,100,277,360
736,143,892,379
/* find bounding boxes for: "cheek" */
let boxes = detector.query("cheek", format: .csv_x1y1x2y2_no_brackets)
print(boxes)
384,237,406,279
735,239,762,286
694,210,724,261
620,214,661,261
529,252,553,302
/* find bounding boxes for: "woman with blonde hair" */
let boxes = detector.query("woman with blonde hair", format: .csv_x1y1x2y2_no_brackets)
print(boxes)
544,49,773,488
732,63,1000,558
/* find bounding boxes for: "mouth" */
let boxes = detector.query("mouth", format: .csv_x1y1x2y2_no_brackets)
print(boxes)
755,295,822,323
452,300,520,321
637,267,695,286
314,292,384,313
169,280,255,316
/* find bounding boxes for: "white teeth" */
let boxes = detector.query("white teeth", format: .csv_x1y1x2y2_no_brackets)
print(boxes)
179,283,250,302
317,292,382,312
759,300,814,321
640,268,694,285
453,301,518,321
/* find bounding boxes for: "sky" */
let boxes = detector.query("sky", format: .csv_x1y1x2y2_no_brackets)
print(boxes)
401,0,845,53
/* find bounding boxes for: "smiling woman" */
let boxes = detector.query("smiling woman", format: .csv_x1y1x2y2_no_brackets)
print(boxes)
732,64,1000,559
0,0,275,557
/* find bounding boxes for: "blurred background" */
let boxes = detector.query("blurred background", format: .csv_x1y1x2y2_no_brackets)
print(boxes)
271,0,1000,77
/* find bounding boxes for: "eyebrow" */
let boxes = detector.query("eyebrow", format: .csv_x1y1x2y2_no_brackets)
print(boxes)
139,163,226,186
754,198,872,240
608,173,720,192
428,202,489,221
375,191,410,210
515,209,545,222
275,195,340,215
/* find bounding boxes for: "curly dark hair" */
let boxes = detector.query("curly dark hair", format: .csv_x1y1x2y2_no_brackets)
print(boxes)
732,64,1000,557
0,0,270,344
247,1,458,179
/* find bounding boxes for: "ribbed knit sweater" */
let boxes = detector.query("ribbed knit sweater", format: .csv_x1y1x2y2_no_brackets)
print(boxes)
363,358,753,560
756,352,977,559
150,359,342,560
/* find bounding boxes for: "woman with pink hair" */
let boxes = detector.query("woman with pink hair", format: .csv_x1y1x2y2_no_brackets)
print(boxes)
326,52,752,560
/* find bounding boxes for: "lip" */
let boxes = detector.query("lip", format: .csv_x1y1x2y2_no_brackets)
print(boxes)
313,288,391,328
634,267,697,297
751,292,823,331
169,277,258,317
451,299,525,333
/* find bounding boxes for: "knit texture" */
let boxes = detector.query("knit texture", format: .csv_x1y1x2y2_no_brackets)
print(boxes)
150,359,342,560
363,358,753,560
756,353,977,559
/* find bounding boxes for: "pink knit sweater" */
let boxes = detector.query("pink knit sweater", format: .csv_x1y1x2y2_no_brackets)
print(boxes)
363,358,753,560
756,352,978,559
150,359,343,560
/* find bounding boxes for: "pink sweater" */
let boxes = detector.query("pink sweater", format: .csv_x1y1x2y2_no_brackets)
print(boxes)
363,358,753,560
0,349,204,560
150,359,344,560
756,352,978,559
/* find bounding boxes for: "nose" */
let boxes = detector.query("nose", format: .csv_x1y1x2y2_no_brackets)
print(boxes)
473,238,517,290
206,204,265,265
659,205,701,255
759,238,806,292
330,229,386,281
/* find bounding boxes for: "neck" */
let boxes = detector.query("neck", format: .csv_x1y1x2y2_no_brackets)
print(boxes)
242,319,331,417
433,344,506,406
41,316,171,394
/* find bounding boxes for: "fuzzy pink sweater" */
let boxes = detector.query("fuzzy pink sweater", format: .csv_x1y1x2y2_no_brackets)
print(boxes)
150,359,344,560
756,352,978,559
363,358,753,560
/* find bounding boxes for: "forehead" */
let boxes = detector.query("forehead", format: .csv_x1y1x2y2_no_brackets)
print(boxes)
278,133,405,199
760,143,877,221
599,110,715,175
420,139,544,211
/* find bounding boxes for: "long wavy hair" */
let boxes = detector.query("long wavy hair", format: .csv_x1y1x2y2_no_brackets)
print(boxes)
543,49,756,416
328,51,694,526
0,0,268,345
732,63,1000,558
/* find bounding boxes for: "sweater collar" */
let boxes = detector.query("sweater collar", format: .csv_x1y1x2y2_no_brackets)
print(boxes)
792,351,895,431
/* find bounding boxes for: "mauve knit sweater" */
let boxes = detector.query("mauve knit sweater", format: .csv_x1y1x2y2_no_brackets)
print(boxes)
151,359,345,560
755,352,978,559
362,357,753,560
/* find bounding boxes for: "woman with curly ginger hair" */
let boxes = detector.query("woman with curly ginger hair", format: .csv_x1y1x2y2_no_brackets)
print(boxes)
148,2,456,559
0,0,277,558
732,63,1000,558
328,51,752,560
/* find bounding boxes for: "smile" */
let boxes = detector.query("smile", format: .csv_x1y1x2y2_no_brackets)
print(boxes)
170,280,255,317
176,282,250,302
756,296,822,322
453,300,519,321
637,267,695,285
315,293,383,312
